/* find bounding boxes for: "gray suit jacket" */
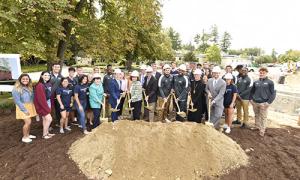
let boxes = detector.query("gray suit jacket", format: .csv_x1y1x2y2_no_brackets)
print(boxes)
205,78,226,106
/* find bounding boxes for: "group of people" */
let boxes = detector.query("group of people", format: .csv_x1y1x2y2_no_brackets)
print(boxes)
12,61,276,143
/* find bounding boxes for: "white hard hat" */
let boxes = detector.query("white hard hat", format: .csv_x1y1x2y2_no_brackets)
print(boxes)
93,73,101,78
194,69,202,75
140,64,147,70
212,66,221,73
131,70,139,77
224,73,233,79
114,68,122,74
178,64,187,71
146,66,153,72
163,64,171,70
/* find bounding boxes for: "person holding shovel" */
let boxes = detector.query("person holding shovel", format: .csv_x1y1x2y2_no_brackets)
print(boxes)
250,67,276,137
129,70,143,120
89,73,104,128
205,66,226,129
142,66,158,122
157,64,174,122
187,69,206,123
108,69,123,122
173,64,190,121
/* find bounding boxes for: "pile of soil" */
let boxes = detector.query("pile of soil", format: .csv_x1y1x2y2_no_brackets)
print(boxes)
68,121,248,179
0,114,299,180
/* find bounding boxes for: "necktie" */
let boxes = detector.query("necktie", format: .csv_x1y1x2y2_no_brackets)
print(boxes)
213,79,217,87
119,80,122,90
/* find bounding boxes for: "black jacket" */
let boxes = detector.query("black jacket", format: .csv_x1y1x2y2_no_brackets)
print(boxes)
143,76,158,103
153,71,161,80
103,73,113,93
236,75,252,100
158,74,173,98
250,77,276,104
173,74,189,101
190,80,206,108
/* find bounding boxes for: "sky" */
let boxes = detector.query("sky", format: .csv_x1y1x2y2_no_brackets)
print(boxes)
161,0,300,54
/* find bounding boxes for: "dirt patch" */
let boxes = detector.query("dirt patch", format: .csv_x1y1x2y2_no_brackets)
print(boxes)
0,114,299,180
68,121,248,180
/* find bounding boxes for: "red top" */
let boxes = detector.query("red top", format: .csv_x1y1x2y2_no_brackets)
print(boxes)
34,82,51,116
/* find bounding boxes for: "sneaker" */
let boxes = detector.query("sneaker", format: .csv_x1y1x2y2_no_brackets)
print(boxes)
78,125,83,128
232,120,242,125
65,126,72,131
225,127,231,134
83,130,90,135
60,128,64,134
22,137,32,143
74,117,77,122
29,135,36,139
48,133,55,137
42,135,51,139
165,118,171,123
223,124,228,129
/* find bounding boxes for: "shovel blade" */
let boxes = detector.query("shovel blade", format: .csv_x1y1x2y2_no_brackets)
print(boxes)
110,109,120,112
188,109,197,112
205,121,214,126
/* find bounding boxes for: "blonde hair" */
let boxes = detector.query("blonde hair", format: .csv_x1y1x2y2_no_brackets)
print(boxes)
14,74,33,94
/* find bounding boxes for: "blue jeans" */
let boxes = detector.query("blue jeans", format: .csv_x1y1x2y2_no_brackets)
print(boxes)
75,100,87,130
92,108,101,128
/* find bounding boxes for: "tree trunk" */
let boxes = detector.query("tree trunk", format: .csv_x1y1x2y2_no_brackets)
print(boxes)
126,60,133,71
56,0,86,69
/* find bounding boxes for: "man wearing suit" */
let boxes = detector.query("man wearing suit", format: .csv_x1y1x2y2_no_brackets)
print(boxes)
152,63,161,80
206,66,226,129
143,66,158,122
108,69,122,122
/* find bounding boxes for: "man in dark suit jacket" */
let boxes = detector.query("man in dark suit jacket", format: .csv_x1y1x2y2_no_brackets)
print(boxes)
108,69,122,122
152,63,161,80
143,67,158,122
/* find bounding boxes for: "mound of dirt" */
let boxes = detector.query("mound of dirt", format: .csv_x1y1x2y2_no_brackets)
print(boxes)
68,121,248,180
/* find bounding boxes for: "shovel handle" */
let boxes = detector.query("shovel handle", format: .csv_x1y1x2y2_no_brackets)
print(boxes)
207,97,211,123
172,93,181,112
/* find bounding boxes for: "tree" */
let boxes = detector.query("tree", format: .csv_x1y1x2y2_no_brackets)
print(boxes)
205,45,221,64
271,48,278,62
220,31,232,53
183,51,197,62
167,27,181,51
255,55,273,65
228,48,263,56
0,0,173,70
182,42,195,51
194,29,210,53
209,24,219,44
278,50,300,63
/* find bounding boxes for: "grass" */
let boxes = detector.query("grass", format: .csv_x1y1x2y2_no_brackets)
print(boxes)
0,92,14,110
22,64,47,73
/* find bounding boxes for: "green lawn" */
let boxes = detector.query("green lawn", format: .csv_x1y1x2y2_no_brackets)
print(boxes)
0,92,14,109
22,64,47,73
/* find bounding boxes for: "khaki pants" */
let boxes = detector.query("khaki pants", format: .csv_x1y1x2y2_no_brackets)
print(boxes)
157,97,171,122
144,102,156,122
252,102,269,133
236,99,249,124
